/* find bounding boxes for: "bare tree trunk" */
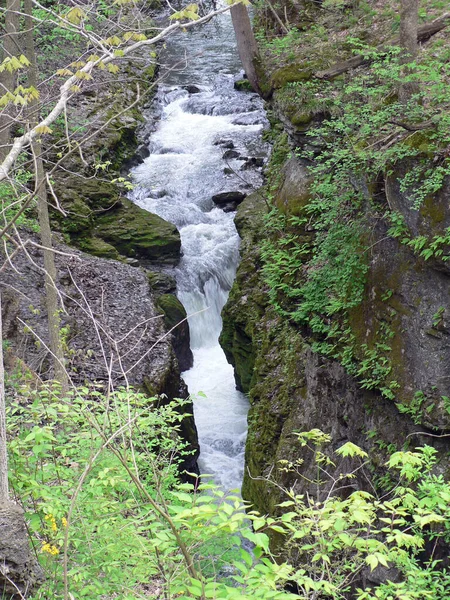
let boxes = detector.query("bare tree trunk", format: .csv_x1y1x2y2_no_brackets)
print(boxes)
0,293,8,503
0,0,21,162
399,0,419,103
24,0,68,389
231,4,265,97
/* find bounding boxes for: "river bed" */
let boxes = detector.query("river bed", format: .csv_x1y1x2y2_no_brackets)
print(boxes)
130,6,268,491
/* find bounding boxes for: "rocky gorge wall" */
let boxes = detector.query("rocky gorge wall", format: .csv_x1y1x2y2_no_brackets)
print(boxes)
220,0,450,552
0,8,198,469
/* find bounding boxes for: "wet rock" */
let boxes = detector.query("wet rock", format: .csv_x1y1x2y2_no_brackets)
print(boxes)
147,271,177,294
184,84,202,94
222,149,240,160
232,113,268,126
121,143,150,172
212,191,246,206
240,157,265,170
214,139,234,149
156,294,193,371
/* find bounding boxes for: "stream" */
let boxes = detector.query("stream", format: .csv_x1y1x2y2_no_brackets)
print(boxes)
130,7,268,491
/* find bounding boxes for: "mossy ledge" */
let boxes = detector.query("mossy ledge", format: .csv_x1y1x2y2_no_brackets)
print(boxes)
50,41,181,268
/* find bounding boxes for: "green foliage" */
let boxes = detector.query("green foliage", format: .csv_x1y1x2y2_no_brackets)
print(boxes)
0,167,38,232
6,385,297,599
6,381,450,599
276,435,450,600
260,41,450,404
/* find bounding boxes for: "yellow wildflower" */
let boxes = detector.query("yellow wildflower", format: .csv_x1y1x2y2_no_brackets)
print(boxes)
41,542,59,556
62,517,68,528
45,514,57,532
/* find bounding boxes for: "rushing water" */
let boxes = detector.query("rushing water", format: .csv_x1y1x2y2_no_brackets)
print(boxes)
130,7,268,491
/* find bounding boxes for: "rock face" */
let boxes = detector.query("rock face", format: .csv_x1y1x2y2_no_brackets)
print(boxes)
0,237,199,471
220,175,450,525
46,44,182,269
0,502,43,598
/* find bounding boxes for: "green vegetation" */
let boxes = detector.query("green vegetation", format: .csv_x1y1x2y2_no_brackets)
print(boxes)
6,382,450,599
259,35,450,406
0,170,38,233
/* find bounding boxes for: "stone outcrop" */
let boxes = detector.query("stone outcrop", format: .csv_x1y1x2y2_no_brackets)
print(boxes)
0,502,43,598
0,236,199,472
47,41,182,269
221,167,450,530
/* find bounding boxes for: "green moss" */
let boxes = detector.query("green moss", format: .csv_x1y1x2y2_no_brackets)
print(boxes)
419,194,447,229
400,131,434,156
95,198,181,264
156,294,187,330
290,111,313,128
270,64,313,89
234,79,253,92
77,236,122,260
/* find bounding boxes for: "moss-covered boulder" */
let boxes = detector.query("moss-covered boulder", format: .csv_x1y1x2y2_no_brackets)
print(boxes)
275,157,312,216
94,199,181,265
156,294,193,371
269,64,312,89
76,236,122,260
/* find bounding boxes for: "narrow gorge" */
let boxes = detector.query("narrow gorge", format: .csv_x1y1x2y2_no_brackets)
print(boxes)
1,0,450,597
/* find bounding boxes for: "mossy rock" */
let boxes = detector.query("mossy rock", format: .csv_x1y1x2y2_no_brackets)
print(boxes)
51,193,93,234
291,111,313,129
56,175,120,213
234,79,253,92
270,65,313,89
76,236,122,260
95,198,181,265
275,157,312,216
156,294,187,330
147,271,177,295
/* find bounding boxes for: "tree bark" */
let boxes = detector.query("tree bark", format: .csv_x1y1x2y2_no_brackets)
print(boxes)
24,0,68,390
230,4,263,96
0,0,21,162
0,292,8,503
399,0,419,103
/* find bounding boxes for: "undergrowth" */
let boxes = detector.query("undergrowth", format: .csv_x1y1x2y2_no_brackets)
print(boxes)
6,382,450,599
259,38,450,403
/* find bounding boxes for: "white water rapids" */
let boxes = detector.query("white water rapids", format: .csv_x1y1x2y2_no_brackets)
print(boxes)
130,8,268,491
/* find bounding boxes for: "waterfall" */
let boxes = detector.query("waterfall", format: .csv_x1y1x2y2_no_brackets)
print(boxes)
130,7,268,491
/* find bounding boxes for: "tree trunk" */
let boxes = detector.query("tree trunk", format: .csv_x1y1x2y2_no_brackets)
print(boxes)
24,0,68,390
0,0,21,162
231,4,265,97
399,0,419,103
0,293,8,503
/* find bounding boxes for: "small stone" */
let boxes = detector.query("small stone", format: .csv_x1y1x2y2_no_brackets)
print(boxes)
184,85,202,94
212,191,246,206
222,149,240,160
214,139,234,149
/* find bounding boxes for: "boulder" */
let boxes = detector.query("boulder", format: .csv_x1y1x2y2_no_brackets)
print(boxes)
0,236,199,472
212,191,246,206
94,198,181,266
0,502,43,598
